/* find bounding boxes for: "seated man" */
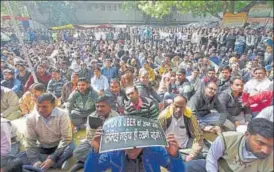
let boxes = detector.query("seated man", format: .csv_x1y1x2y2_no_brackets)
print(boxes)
218,77,252,130
17,93,75,171
61,72,79,103
158,96,203,162
84,130,185,172
71,96,119,172
20,83,61,116
256,105,273,122
217,66,231,93
135,70,163,104
242,67,273,116
90,66,109,95
1,69,23,97
1,117,21,169
67,77,98,131
164,68,194,101
47,68,67,98
1,86,21,120
104,79,128,114
187,82,228,134
124,86,159,120
185,118,273,172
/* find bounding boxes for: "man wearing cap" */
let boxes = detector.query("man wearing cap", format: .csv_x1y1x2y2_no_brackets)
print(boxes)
90,66,109,94
47,68,67,98
71,95,119,172
67,78,98,131
164,68,194,101
15,61,31,87
101,59,117,82
1,69,23,97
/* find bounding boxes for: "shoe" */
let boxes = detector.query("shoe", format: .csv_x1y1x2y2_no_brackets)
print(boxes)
61,160,70,170
70,162,84,172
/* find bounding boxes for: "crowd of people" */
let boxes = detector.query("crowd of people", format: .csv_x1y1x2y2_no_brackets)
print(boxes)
1,24,273,172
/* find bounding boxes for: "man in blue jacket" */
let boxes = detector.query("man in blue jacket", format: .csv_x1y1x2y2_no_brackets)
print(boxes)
84,129,185,172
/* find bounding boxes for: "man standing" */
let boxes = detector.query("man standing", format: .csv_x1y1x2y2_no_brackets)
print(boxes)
158,96,203,162
185,118,273,172
67,78,98,131
124,86,159,120
17,93,75,171
71,95,119,172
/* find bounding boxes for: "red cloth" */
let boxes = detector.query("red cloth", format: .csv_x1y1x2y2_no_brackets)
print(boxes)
242,91,273,112
24,73,51,92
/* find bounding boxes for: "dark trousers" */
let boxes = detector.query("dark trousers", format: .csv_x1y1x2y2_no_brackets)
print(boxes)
17,142,75,169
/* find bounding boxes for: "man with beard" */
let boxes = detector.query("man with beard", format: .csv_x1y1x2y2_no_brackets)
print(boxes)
185,118,273,172
67,78,98,131
1,69,23,97
71,95,119,172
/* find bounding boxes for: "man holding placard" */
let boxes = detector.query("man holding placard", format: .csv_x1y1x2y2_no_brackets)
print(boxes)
84,116,185,172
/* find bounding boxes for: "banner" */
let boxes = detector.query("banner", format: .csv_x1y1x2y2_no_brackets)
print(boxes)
51,24,74,30
247,18,273,28
222,12,248,27
248,4,272,18
99,116,167,153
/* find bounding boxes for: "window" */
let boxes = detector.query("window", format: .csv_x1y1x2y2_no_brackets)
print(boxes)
107,5,111,11
113,5,117,11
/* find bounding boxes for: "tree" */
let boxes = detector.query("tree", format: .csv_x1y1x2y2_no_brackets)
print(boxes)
1,1,29,17
122,1,272,19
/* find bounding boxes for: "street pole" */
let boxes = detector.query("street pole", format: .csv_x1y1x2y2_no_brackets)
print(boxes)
5,1,38,83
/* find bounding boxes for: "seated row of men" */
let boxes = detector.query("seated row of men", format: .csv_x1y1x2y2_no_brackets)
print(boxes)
1,79,273,171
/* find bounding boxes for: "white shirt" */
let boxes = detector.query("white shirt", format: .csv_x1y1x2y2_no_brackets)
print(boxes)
165,115,189,148
244,77,273,96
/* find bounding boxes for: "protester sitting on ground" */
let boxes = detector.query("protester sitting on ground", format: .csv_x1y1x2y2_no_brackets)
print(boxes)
158,95,203,162
242,67,273,116
164,68,194,101
17,93,75,171
71,95,119,172
1,86,21,120
104,79,128,114
187,82,228,135
19,83,46,116
90,65,109,96
66,77,98,131
135,70,163,104
1,68,23,97
217,66,232,93
46,68,67,99
124,86,159,120
61,72,79,103
186,67,202,92
218,76,252,130
202,67,218,85
84,129,185,172
255,105,273,122
14,60,31,87
25,63,52,91
185,118,274,172
1,117,21,169
101,59,118,82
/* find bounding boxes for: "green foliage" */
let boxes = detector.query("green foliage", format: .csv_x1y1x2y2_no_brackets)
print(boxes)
122,1,271,19
1,1,29,16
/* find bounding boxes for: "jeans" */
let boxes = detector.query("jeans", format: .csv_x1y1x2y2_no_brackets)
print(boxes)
73,140,91,163
17,141,75,169
196,111,226,128
185,159,206,172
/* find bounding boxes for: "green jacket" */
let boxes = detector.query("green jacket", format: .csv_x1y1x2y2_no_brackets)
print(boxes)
66,87,98,114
